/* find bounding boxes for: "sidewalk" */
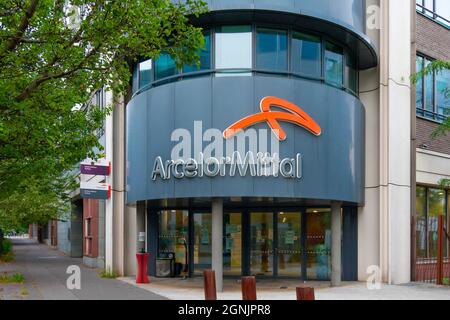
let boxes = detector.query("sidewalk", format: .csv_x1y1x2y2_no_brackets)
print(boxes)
0,238,166,300
119,276,450,300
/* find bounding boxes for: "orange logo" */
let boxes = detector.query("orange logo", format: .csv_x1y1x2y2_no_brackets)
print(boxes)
223,96,321,141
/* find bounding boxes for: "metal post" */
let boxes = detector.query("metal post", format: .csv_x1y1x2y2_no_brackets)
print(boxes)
241,276,257,300
296,286,315,301
437,215,444,285
204,270,217,300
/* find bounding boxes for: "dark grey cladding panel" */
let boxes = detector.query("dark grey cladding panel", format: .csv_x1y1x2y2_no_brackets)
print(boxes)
126,75,366,205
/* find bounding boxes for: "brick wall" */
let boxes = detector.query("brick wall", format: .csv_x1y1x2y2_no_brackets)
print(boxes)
416,117,450,154
415,13,450,155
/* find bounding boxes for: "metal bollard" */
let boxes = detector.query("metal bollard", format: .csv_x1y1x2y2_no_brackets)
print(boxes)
241,276,257,300
204,270,217,300
296,286,315,301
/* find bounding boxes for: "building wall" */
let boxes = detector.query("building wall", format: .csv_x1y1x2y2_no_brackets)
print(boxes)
416,118,450,154
416,14,450,61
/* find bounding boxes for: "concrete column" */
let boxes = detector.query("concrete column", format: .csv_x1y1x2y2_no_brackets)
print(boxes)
331,201,342,287
211,198,223,292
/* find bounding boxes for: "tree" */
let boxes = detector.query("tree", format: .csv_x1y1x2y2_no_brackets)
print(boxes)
0,0,207,229
412,59,450,187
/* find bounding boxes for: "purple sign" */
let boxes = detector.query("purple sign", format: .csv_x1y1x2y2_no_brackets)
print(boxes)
81,163,110,176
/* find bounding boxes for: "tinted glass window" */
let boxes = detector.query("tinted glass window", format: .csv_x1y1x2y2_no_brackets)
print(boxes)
425,58,434,113
291,32,321,77
416,186,427,259
346,53,358,93
325,42,343,87
416,56,424,110
215,26,252,74
139,59,153,88
183,32,211,73
256,28,288,71
436,68,450,118
155,53,177,80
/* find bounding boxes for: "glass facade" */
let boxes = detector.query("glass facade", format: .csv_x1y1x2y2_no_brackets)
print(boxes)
415,186,449,259
155,53,177,80
156,208,337,279
291,32,321,77
325,42,344,87
132,26,358,95
215,26,252,73
183,32,211,73
416,54,449,122
256,28,288,71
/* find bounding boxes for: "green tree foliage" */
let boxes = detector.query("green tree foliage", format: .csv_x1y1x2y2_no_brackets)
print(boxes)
412,59,450,187
0,0,207,229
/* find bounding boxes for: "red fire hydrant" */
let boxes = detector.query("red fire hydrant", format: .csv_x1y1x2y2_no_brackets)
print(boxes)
136,252,150,284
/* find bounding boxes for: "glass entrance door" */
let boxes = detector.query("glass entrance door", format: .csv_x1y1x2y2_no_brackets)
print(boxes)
193,212,212,275
250,212,274,276
277,212,302,277
223,212,242,276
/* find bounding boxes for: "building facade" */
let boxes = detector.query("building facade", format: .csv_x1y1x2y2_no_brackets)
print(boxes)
120,0,426,288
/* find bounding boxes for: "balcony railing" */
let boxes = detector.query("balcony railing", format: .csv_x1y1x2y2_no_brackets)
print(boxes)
416,3,450,29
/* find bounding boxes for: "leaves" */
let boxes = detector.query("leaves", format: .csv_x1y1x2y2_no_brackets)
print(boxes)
0,0,207,229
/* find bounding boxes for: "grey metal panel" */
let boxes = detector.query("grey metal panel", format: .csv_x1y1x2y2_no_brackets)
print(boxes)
126,75,366,205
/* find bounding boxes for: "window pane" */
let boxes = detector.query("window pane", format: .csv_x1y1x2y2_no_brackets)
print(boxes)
346,52,358,93
325,42,344,87
155,53,177,80
306,208,331,280
416,56,424,110
425,58,434,115
436,68,450,119
416,186,427,259
436,0,450,23
158,210,189,272
215,26,252,74
256,28,287,71
193,213,212,275
223,213,242,276
277,212,301,277
291,32,321,77
139,59,153,88
424,0,434,17
183,32,211,73
428,189,446,257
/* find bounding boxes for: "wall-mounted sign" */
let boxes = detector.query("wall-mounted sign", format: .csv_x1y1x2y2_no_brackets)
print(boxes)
80,181,111,199
80,159,111,176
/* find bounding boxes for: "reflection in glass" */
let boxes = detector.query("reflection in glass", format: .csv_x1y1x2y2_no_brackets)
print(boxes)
325,42,344,87
436,69,450,119
250,212,273,276
155,53,177,80
346,53,358,93
428,189,446,257
256,28,287,71
223,213,242,276
158,210,189,268
277,212,301,277
306,208,331,280
183,31,211,73
291,32,321,77
416,56,424,111
416,186,427,258
215,26,252,75
193,213,212,275
139,59,153,89
425,58,434,113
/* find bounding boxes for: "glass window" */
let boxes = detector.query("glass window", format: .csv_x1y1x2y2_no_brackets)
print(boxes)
215,26,252,75
223,213,242,276
277,212,302,277
193,212,212,275
256,28,288,71
436,68,450,119
346,52,358,93
306,208,331,280
155,53,178,80
416,186,427,258
183,31,211,73
416,56,424,111
435,0,450,23
250,212,274,276
291,32,321,77
428,189,446,257
325,42,344,87
425,58,434,114
158,210,189,268
139,59,153,88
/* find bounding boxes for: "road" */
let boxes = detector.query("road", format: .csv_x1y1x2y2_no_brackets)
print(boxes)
0,238,166,300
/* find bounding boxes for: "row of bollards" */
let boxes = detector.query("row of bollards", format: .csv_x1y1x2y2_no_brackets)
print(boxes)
204,270,315,301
